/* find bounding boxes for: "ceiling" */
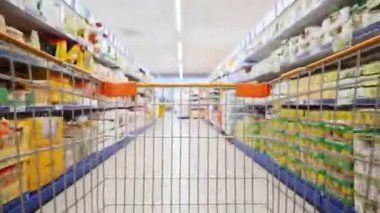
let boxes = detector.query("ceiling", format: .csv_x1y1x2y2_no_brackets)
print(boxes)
80,0,277,76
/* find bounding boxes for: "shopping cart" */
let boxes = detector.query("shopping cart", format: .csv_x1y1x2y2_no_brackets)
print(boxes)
0,39,379,213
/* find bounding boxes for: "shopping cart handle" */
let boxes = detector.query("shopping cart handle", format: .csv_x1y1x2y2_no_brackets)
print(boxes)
235,83,272,98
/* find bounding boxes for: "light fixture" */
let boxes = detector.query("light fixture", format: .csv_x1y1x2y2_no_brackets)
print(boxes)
179,62,183,80
175,0,183,79
175,0,182,32
177,41,183,62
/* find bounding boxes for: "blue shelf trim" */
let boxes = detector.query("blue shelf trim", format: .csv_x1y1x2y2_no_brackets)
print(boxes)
2,121,155,213
223,21,380,83
206,120,356,213
231,140,356,213
353,21,380,43
0,105,132,114
285,98,376,107
0,48,92,80
0,49,43,67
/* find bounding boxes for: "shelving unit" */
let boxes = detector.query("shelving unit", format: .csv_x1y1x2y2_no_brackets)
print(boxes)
0,0,118,69
0,0,153,82
246,0,346,63
2,122,155,213
0,1,157,212
210,0,380,83
207,1,380,213
0,0,379,213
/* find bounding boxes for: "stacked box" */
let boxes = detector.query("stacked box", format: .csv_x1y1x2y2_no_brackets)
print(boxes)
26,117,64,191
0,119,30,203
63,120,97,169
0,163,27,204
260,108,357,205
354,133,380,213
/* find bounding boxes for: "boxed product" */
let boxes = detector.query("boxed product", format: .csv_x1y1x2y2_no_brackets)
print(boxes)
0,163,27,204
6,27,24,42
21,71,79,105
355,193,379,213
333,6,364,52
321,7,351,46
32,80,77,104
24,30,41,50
25,116,64,191
357,110,380,126
355,160,380,183
27,148,64,191
63,118,96,169
0,119,31,170
305,26,323,54
7,90,35,107
362,61,380,75
0,15,4,33
354,133,380,162
27,117,63,149
367,0,380,10
354,133,380,213
324,70,338,83
362,9,380,28
41,0,64,29
325,172,354,205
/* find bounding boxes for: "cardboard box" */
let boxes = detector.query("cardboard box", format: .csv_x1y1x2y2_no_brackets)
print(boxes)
0,119,31,170
63,122,96,169
28,117,63,149
354,173,379,201
27,148,64,191
0,163,27,204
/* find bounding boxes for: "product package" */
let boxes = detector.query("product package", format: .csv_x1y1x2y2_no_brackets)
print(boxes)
0,163,28,203
354,133,380,213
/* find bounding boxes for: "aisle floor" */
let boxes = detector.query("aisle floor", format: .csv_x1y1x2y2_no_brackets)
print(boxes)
42,113,316,213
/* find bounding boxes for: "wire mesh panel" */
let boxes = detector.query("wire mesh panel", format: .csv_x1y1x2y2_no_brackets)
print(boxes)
0,43,379,213
0,40,153,213
250,44,380,213
55,85,314,213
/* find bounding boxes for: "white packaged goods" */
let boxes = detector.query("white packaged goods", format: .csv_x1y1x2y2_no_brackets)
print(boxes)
354,134,380,162
0,15,5,33
363,10,380,27
354,133,380,213
63,120,96,169
41,0,63,28
367,0,380,10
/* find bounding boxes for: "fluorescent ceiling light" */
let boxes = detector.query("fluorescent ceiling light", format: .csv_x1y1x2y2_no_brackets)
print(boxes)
179,62,183,80
177,41,183,62
175,0,182,32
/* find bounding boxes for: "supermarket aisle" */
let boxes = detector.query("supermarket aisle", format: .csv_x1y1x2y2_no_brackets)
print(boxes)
42,113,315,213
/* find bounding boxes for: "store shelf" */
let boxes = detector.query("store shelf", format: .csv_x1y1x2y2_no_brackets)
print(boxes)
205,119,355,213
0,39,150,85
0,30,151,83
210,0,347,81
244,98,377,108
220,43,333,83
279,44,333,75
230,21,380,83
3,121,156,213
125,71,146,83
0,41,98,85
353,21,380,44
0,0,120,70
245,0,345,63
283,98,377,107
0,105,133,114
0,48,44,67
231,139,355,213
